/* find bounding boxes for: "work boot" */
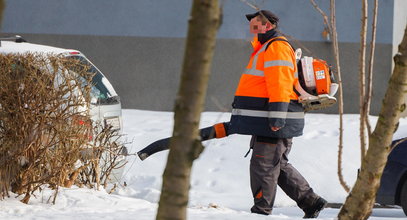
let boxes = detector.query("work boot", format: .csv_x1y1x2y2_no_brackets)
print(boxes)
250,206,271,215
303,197,327,218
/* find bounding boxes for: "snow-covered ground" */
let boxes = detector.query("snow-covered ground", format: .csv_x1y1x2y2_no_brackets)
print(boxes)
1,109,407,220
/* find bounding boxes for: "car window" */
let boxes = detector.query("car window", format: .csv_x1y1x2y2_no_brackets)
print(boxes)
67,55,115,103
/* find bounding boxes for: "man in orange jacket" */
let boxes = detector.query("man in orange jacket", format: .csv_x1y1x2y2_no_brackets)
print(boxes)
229,10,327,218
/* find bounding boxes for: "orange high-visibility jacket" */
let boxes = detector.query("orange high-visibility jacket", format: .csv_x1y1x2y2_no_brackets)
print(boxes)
229,36,304,138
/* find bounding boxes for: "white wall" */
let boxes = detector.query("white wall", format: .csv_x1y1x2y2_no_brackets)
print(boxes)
393,0,407,118
393,0,407,56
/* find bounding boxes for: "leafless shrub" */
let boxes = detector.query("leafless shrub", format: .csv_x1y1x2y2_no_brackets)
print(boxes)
0,53,120,204
76,123,128,191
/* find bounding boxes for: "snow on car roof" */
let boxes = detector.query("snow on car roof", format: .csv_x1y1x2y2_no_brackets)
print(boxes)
0,40,119,98
0,41,80,55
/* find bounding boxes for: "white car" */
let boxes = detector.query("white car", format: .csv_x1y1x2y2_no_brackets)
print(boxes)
0,35,126,184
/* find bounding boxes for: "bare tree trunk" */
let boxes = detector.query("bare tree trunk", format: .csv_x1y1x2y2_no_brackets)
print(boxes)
156,1,221,220
359,0,368,164
363,0,379,136
338,24,407,220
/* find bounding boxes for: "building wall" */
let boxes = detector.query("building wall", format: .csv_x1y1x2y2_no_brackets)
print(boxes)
393,0,407,117
393,0,407,56
2,0,394,43
1,0,397,114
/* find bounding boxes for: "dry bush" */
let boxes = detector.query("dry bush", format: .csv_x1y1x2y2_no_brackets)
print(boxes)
0,53,94,203
76,124,128,191
0,53,127,204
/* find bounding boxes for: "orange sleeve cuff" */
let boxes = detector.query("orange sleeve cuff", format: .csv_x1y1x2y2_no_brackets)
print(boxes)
214,123,227,139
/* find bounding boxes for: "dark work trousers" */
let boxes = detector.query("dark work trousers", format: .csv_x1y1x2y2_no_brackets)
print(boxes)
249,136,319,214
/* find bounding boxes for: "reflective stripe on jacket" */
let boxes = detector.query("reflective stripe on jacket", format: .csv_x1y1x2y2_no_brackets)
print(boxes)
229,36,304,138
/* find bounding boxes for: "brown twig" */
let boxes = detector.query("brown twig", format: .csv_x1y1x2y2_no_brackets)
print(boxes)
330,0,350,193
239,0,260,10
309,0,332,34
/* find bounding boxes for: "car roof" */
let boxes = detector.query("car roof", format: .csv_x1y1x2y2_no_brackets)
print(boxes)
0,40,81,55
0,39,119,100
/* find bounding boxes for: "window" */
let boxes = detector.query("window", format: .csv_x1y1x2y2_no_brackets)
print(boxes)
67,56,117,104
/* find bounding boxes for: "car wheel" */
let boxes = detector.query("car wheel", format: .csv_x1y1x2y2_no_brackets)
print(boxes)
401,180,407,216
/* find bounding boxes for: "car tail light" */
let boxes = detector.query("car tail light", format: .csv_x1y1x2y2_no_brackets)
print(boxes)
73,116,93,141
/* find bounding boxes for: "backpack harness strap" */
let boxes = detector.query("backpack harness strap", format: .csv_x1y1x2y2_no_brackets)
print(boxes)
265,38,295,51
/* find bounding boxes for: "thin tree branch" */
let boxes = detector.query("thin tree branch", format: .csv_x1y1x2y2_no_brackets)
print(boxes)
330,0,350,193
359,0,368,164
309,0,332,33
239,0,260,10
364,0,378,137
309,0,350,193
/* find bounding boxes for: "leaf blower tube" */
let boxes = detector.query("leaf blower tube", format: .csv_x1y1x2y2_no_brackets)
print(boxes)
137,122,230,161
